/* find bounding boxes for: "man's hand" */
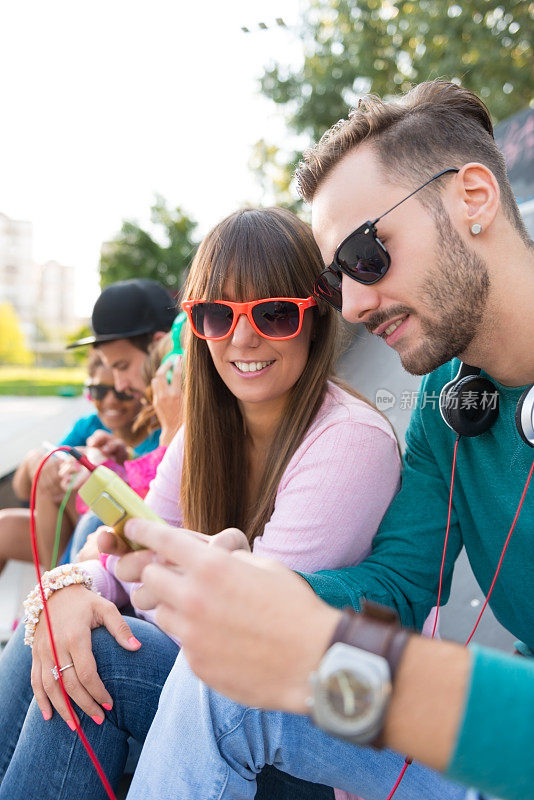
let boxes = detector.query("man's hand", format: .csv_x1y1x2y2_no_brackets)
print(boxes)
118,519,340,713
99,524,249,583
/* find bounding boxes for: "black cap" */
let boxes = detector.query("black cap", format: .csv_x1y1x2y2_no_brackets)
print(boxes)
68,279,176,348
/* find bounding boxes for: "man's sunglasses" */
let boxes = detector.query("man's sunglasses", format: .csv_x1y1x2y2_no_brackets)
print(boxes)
181,297,317,341
314,167,460,311
85,383,135,402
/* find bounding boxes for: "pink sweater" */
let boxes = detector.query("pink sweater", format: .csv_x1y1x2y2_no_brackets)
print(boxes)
84,382,401,631
82,383,402,800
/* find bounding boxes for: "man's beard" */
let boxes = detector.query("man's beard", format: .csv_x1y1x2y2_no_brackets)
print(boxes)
365,208,490,375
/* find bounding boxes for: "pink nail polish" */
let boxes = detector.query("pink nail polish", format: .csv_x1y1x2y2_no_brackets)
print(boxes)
128,636,142,648
66,719,76,731
102,702,113,711
42,710,52,721
92,715,104,725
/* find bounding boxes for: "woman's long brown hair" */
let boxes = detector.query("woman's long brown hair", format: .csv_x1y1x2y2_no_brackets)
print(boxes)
181,207,376,544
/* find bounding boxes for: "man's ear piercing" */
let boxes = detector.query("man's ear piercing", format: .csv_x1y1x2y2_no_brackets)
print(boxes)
471,223,482,235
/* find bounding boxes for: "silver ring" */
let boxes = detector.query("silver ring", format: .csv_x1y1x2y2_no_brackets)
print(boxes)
51,663,74,681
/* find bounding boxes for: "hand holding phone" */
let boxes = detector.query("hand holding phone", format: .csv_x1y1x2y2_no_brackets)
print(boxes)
78,466,164,550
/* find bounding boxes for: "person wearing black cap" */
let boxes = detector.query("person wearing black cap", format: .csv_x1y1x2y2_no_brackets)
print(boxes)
63,278,179,561
69,278,176,398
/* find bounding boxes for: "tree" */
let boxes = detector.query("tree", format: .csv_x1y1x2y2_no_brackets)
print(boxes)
66,324,92,364
0,302,33,365
99,196,199,291
255,0,533,203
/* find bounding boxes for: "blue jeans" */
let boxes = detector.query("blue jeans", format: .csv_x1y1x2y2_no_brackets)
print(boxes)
0,620,331,800
0,617,179,799
127,653,469,800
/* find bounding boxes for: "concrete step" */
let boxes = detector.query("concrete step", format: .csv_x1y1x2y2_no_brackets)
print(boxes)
0,561,36,644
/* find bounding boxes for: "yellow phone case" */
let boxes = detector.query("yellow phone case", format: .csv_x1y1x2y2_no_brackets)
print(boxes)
78,465,164,550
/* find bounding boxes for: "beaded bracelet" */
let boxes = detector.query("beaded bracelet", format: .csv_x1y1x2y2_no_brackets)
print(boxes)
23,564,96,647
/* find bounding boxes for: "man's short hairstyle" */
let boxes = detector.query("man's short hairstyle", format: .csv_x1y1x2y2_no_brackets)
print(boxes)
296,80,529,243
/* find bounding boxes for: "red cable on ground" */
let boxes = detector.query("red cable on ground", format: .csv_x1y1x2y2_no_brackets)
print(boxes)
29,448,117,800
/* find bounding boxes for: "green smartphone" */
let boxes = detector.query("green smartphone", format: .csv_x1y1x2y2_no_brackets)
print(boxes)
161,310,187,383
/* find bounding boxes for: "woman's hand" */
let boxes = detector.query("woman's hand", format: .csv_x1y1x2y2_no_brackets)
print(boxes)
209,528,251,553
31,584,142,726
152,358,183,446
86,430,130,465
76,530,105,562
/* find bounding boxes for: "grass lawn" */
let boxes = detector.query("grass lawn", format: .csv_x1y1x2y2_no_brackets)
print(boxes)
0,366,86,396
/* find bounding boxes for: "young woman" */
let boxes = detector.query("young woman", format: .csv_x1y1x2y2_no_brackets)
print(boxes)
0,350,144,574
0,208,400,800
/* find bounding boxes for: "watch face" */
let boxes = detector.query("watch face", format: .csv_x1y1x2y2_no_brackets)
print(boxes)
325,669,374,721
309,643,391,743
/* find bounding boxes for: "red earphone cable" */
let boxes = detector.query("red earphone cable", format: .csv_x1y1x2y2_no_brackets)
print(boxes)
465,458,534,645
384,759,412,800
385,443,534,799
29,448,116,800
431,436,460,639
384,437,461,799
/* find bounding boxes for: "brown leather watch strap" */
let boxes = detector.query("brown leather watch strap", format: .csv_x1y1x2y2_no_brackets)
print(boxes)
328,600,410,682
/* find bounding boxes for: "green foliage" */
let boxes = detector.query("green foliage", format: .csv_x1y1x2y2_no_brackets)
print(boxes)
66,324,93,364
257,0,533,203
249,141,304,214
0,303,33,366
99,196,199,290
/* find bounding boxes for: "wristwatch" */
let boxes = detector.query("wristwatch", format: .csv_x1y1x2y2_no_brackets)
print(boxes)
307,601,410,746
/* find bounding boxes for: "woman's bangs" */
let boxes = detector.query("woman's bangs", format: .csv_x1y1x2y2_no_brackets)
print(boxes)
206,212,311,301
185,209,321,303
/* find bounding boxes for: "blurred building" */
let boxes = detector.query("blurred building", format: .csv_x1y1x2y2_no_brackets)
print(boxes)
37,260,77,333
0,212,35,340
0,211,78,355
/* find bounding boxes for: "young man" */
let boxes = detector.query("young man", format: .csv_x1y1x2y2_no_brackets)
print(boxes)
107,83,534,800
66,278,177,553
70,277,176,401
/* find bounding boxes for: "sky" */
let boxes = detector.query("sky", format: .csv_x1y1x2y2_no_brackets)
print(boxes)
0,0,304,316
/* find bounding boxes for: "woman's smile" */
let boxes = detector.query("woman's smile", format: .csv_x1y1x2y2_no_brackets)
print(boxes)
231,359,275,376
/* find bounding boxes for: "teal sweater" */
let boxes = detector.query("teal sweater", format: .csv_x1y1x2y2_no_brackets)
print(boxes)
301,359,534,800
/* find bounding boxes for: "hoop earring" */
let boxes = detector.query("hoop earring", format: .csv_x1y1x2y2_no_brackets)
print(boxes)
471,223,482,235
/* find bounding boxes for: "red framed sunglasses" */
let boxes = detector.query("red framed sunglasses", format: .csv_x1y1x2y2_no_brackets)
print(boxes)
181,297,317,341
